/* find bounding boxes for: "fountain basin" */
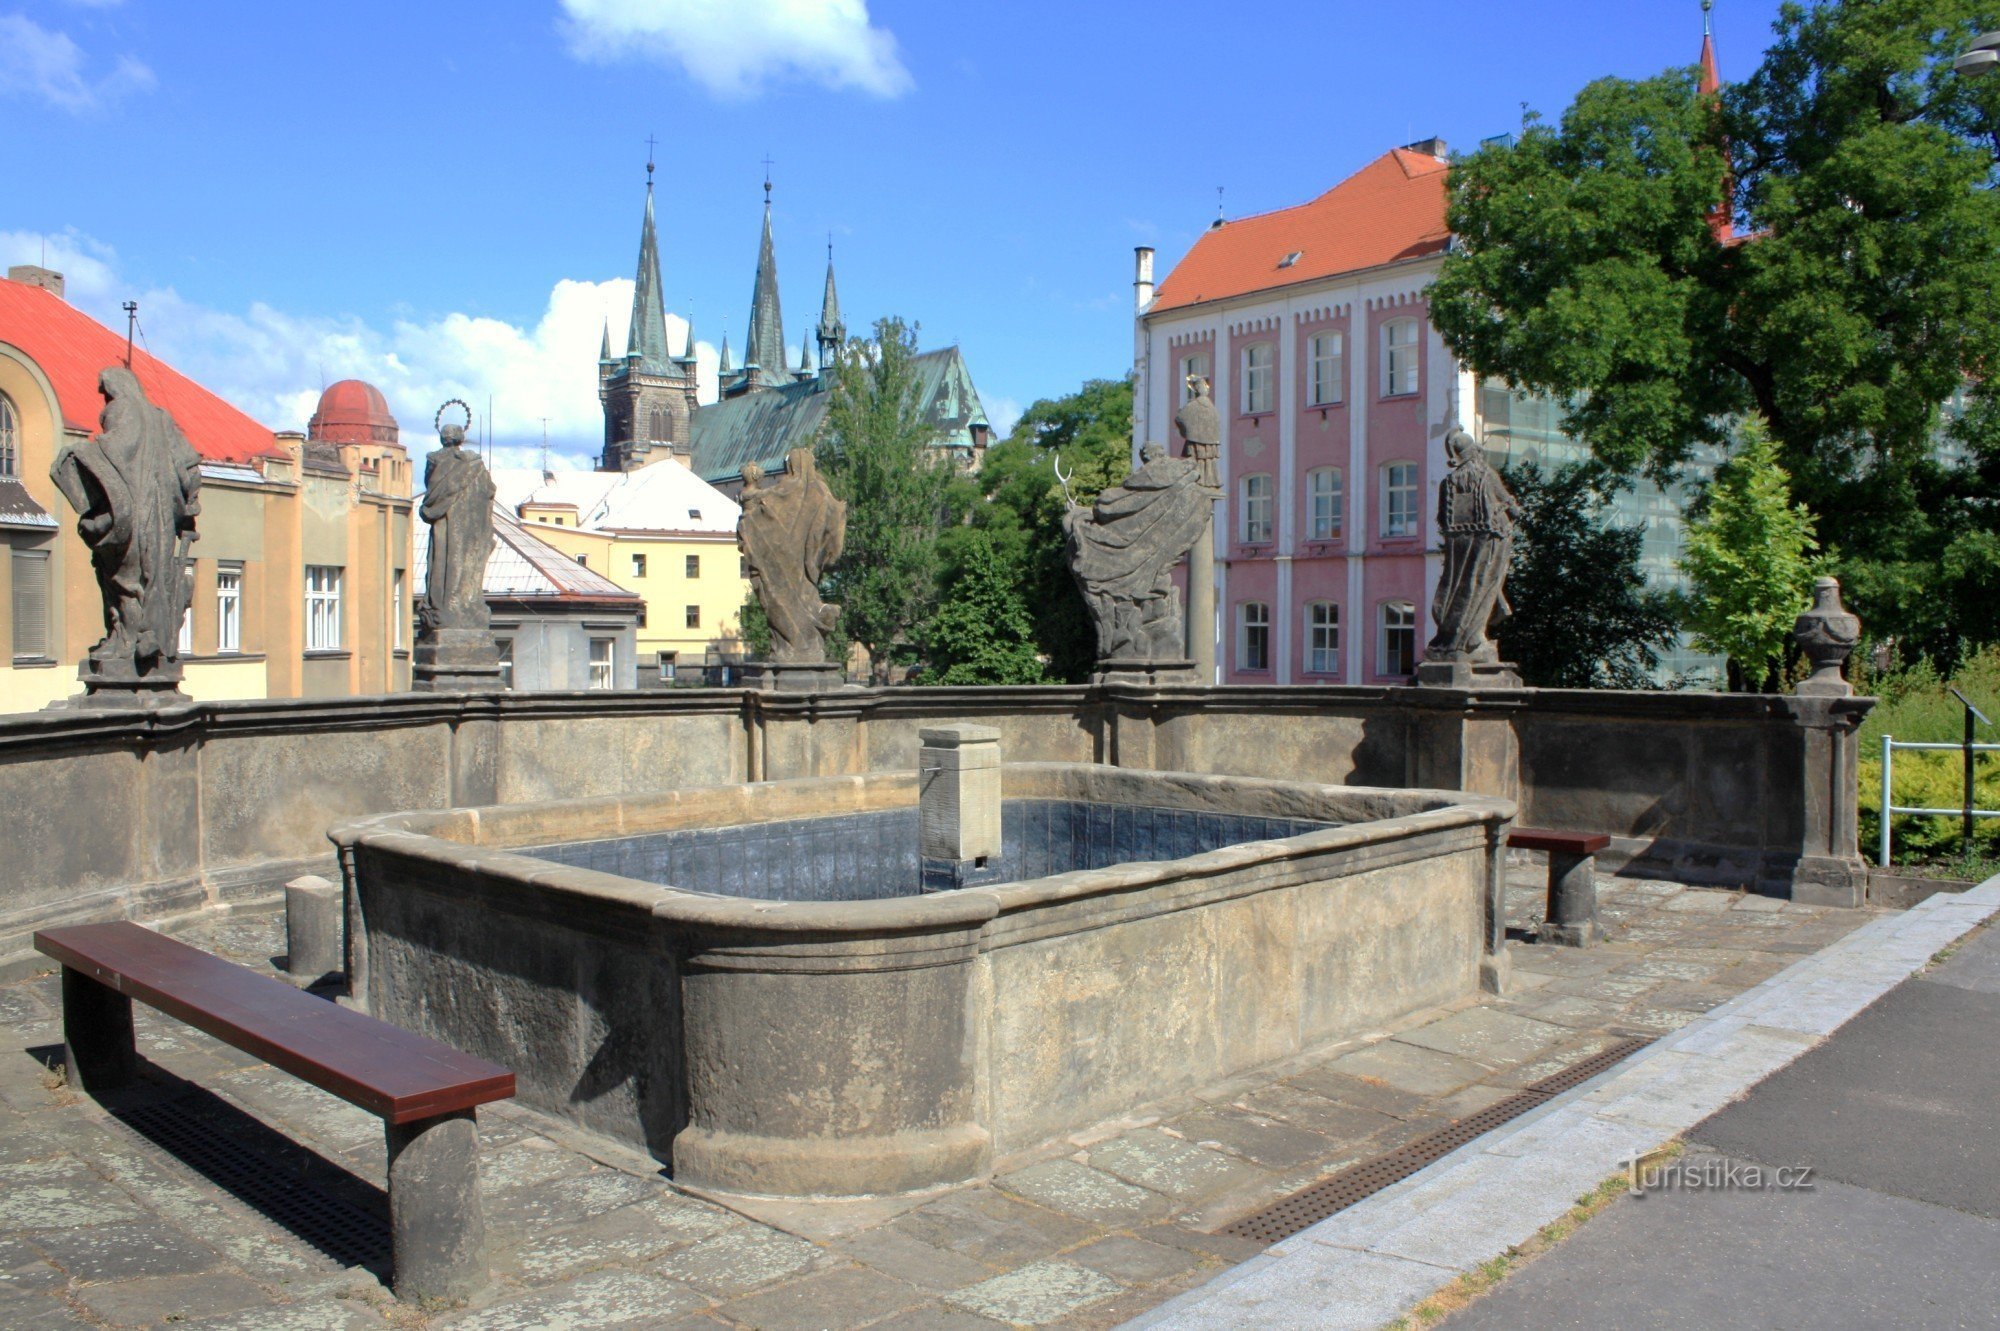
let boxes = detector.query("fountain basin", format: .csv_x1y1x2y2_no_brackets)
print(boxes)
334,763,1512,1197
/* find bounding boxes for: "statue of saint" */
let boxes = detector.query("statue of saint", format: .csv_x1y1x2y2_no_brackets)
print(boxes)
738,447,846,663
1173,375,1222,487
418,414,496,634
1064,442,1219,662
50,367,202,687
1426,428,1521,664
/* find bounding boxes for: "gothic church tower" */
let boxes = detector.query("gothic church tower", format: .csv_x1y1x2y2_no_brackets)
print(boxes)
599,163,699,472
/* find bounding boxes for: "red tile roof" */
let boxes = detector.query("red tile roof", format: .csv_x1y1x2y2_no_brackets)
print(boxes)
1149,148,1451,315
0,277,285,464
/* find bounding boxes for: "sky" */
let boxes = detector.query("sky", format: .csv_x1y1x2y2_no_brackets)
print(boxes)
0,0,1790,472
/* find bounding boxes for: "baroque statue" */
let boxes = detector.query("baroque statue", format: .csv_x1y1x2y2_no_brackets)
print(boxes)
412,400,503,691
1064,441,1220,670
738,447,846,666
1425,427,1520,666
1173,375,1222,488
50,367,202,701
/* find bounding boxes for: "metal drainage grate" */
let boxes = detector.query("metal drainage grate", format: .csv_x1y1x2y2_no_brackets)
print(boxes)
1221,1035,1653,1246
113,1100,389,1271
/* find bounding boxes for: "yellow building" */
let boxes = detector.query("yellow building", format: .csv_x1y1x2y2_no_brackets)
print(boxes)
0,265,412,712
493,459,748,684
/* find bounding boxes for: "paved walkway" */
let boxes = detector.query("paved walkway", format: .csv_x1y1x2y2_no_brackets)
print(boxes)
1435,912,2000,1330
0,873,1873,1330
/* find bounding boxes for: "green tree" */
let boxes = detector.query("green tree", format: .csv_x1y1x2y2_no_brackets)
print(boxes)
1430,0,2000,665
737,590,771,659
1496,462,1681,688
1678,418,1821,691
818,317,957,683
925,534,1046,685
941,378,1135,682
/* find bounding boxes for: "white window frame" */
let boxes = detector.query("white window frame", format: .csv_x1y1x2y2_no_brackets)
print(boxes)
685,553,701,579
495,638,514,689
216,566,242,654
1307,467,1342,541
657,650,678,682
178,605,193,657
1240,473,1273,545
0,392,17,478
1237,601,1271,672
1383,462,1419,538
1178,352,1211,402
1241,342,1274,415
631,552,647,578
1378,601,1416,677
1305,602,1340,674
588,637,615,690
685,604,701,629
1308,332,1344,407
1382,319,1420,397
305,565,343,652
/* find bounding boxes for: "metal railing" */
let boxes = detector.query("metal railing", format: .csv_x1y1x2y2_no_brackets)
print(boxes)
1878,699,2000,866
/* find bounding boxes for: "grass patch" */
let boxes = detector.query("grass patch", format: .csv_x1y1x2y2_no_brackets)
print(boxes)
1383,1141,1685,1329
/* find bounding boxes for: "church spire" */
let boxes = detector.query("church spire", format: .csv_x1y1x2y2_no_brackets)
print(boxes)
720,333,734,375
627,164,673,374
1698,0,1734,243
598,318,612,363
679,301,698,364
743,170,789,387
816,238,845,374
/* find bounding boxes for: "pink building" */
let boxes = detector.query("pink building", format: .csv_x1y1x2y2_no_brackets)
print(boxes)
1134,142,1468,685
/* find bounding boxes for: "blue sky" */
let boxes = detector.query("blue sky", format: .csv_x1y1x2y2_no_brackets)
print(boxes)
1,0,1787,469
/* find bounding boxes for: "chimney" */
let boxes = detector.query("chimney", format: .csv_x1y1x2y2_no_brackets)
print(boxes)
1401,137,1448,160
1134,247,1155,313
7,265,65,298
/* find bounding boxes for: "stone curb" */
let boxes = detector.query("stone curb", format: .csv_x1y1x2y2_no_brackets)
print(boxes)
1122,876,2000,1331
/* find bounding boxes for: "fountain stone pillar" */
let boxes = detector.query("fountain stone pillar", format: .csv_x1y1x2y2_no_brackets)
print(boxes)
919,725,1001,891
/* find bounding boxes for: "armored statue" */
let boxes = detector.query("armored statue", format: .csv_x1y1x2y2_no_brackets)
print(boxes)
738,447,846,664
1426,427,1521,664
418,403,496,635
50,367,202,699
1064,442,1220,665
1173,375,1222,487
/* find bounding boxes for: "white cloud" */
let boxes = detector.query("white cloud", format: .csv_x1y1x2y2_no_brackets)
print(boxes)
0,229,719,470
558,0,911,99
983,394,1022,442
0,14,153,113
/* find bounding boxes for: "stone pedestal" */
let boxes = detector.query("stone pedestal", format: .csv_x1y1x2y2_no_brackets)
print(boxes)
919,724,1001,891
66,657,190,709
385,1109,487,1303
1415,659,1523,690
1094,659,1198,689
1538,850,1603,948
742,661,843,694
284,874,343,982
412,629,503,693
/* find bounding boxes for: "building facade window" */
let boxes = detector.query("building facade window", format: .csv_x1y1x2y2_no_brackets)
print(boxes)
1382,320,1420,397
588,637,615,689
178,606,193,657
631,553,647,578
1379,601,1416,677
1237,602,1271,672
658,650,677,682
1308,332,1344,406
217,567,242,654
685,554,700,579
1179,352,1211,400
1241,343,1273,414
685,604,700,629
1240,473,1273,544
11,550,48,660
1307,467,1342,540
1383,463,1419,537
1305,602,1340,673
0,392,16,478
495,638,514,689
305,565,343,651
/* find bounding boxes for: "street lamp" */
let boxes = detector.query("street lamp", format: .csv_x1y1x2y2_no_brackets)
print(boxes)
1954,31,2000,76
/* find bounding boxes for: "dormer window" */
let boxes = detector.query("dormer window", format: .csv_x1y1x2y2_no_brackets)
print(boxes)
688,508,701,520
1278,251,1304,269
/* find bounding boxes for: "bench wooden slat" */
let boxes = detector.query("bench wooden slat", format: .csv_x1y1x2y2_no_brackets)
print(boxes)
1507,828,1611,856
35,922,513,1125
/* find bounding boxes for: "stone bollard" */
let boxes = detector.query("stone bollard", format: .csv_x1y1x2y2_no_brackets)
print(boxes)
919,725,1001,891
1539,850,1601,948
284,874,343,981
385,1109,487,1302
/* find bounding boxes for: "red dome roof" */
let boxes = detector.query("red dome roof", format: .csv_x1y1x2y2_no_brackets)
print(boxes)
308,379,400,447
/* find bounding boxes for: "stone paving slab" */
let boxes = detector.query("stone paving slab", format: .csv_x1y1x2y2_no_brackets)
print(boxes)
0,878,1888,1330
1128,874,2000,1330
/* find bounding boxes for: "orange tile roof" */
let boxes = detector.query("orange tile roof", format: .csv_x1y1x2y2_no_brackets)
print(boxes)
1149,148,1451,315
0,278,285,464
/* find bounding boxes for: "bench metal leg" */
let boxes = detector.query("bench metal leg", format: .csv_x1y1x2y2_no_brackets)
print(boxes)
61,967,136,1093
385,1109,486,1303
1538,852,1602,948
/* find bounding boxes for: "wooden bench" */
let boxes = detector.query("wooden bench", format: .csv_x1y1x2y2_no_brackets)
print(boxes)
1506,829,1611,948
34,922,514,1302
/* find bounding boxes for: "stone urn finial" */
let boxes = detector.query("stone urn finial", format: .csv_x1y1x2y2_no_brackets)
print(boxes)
1794,576,1861,697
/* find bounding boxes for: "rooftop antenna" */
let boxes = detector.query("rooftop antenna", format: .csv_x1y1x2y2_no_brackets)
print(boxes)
1211,186,1225,230
1703,0,1714,36
540,417,550,476
121,301,138,367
